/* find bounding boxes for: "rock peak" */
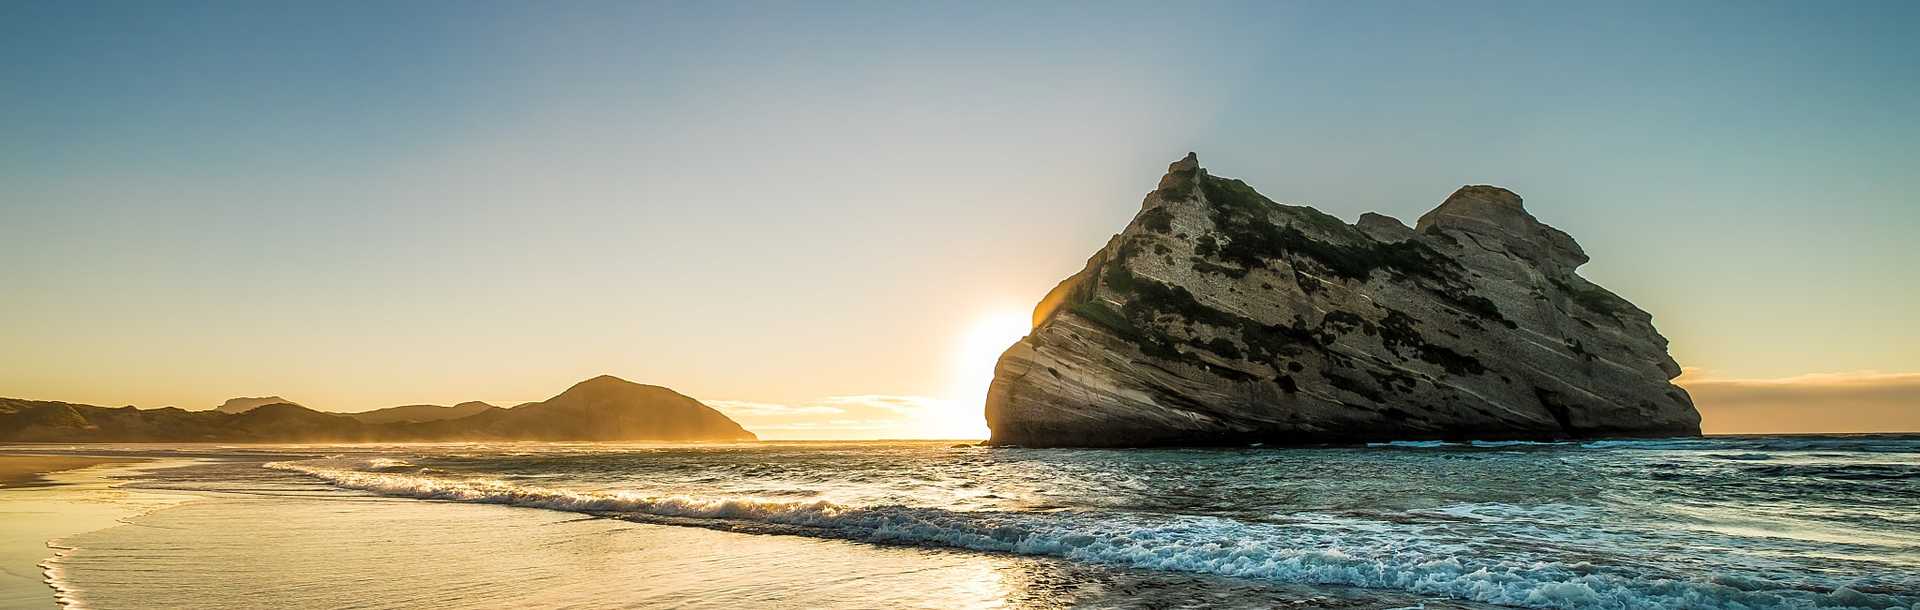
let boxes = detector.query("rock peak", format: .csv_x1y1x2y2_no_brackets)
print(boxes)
1168,152,1199,173
1416,184,1587,271
1157,152,1203,194
1445,185,1524,210
1355,212,1415,242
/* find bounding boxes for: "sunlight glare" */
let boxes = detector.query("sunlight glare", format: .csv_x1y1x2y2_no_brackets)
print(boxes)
941,310,1033,439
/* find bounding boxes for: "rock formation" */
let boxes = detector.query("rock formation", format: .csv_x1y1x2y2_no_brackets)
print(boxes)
985,153,1700,447
0,375,757,442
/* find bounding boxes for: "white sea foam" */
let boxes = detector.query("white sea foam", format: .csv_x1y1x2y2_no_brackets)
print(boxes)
42,542,87,610
265,459,1918,610
1579,439,1710,450
1468,440,1565,448
1363,440,1570,449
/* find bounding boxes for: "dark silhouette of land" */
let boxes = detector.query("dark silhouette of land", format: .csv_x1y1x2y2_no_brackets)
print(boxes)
0,375,757,443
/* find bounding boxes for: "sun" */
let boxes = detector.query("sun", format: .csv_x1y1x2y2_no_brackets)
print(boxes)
958,310,1033,385
937,309,1033,438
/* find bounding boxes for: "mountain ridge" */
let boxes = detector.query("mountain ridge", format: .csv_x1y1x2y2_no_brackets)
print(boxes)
214,396,299,414
347,401,502,425
0,375,756,443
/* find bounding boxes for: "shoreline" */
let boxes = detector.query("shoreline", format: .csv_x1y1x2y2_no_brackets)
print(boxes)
0,456,145,490
41,461,1502,609
6,441,1912,609
0,456,194,610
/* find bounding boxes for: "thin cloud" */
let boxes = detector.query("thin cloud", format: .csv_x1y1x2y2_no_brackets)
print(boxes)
817,395,947,415
704,400,846,417
1676,369,1920,434
745,420,903,432
700,394,957,440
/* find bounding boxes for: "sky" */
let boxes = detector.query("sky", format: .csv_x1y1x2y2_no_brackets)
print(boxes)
2,1,1916,438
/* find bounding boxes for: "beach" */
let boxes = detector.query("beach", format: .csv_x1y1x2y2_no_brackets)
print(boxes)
0,457,140,491
2,440,1915,609
0,455,190,610
2,448,1487,609
49,488,1468,609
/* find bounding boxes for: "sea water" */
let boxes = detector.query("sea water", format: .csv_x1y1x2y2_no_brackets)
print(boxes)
22,436,1920,609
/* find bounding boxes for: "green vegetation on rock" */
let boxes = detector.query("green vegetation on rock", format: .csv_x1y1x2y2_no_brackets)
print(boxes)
1140,206,1174,234
1196,176,1457,283
1550,276,1627,318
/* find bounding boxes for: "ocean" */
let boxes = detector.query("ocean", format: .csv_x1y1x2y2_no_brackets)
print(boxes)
16,436,1920,609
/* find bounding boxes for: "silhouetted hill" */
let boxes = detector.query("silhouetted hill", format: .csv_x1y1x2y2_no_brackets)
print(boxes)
0,376,756,442
461,376,755,441
347,401,501,425
214,396,300,414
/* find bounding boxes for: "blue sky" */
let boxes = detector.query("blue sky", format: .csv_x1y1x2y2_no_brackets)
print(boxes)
3,1,1915,436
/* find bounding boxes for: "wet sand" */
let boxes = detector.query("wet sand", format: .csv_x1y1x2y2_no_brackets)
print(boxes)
50,488,1487,609
0,457,141,490
0,457,188,610
30,457,1496,609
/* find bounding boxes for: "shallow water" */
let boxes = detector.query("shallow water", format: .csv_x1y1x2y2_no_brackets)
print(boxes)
15,436,1920,609
48,489,1494,610
0,460,189,610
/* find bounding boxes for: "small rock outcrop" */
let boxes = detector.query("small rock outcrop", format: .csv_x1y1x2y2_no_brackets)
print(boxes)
985,154,1700,447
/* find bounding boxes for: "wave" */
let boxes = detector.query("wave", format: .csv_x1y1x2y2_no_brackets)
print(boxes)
265,459,1917,610
1366,440,1460,448
1361,440,1575,449
1584,437,1920,453
1361,440,1581,450
1738,463,1920,481
1468,440,1569,448
366,458,415,470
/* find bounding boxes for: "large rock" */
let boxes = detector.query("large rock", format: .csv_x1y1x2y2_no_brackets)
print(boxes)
985,153,1700,447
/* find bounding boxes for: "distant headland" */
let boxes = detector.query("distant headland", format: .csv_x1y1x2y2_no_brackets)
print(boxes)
0,375,757,443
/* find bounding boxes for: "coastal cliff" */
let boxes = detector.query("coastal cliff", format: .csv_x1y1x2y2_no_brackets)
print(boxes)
985,154,1701,447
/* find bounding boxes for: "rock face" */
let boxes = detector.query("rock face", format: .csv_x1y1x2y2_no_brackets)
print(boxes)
0,375,757,442
985,153,1700,447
